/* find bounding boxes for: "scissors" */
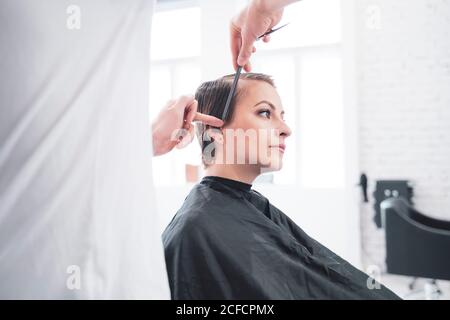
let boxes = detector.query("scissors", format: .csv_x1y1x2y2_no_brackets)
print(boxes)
220,23,289,121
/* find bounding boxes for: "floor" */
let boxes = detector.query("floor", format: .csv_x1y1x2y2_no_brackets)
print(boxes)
380,274,450,300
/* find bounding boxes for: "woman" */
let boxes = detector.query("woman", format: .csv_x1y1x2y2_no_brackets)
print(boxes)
162,73,400,300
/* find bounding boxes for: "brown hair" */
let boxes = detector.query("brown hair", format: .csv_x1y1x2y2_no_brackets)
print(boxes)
194,73,275,166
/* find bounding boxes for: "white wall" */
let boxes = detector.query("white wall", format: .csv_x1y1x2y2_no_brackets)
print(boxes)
355,0,450,268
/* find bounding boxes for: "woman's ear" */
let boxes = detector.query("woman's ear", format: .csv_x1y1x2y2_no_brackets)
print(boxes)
206,127,224,145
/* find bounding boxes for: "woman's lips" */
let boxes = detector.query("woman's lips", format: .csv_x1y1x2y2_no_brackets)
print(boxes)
270,144,286,153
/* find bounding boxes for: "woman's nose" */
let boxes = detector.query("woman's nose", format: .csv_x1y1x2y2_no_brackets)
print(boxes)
279,120,292,138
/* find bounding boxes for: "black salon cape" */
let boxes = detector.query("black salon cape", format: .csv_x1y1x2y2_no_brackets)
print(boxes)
162,176,400,300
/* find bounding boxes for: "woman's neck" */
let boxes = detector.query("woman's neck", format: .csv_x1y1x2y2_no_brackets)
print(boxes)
204,164,260,185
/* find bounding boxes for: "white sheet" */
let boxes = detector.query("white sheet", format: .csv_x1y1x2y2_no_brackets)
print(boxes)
0,0,170,299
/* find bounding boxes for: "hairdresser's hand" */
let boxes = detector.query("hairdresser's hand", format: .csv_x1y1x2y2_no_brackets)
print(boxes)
230,0,284,71
152,95,224,157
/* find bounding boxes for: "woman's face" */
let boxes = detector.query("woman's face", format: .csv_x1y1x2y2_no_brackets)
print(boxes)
220,80,292,172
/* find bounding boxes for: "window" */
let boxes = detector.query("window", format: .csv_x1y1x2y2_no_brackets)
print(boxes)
298,51,345,188
150,7,201,60
259,0,342,50
150,5,202,186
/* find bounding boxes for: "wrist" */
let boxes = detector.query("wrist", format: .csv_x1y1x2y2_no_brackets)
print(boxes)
152,126,164,156
253,0,273,15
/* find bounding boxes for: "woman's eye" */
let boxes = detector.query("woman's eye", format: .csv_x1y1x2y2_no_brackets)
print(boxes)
258,109,271,118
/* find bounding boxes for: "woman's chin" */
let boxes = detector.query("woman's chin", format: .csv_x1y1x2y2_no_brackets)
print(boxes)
258,159,284,172
270,153,285,170
270,162,283,172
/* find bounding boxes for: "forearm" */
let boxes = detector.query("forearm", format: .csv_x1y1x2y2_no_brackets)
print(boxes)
253,0,300,13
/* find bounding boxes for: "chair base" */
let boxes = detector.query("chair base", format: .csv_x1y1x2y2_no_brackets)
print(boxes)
404,278,443,300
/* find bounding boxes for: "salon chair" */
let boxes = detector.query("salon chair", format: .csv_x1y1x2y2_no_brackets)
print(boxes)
381,198,450,298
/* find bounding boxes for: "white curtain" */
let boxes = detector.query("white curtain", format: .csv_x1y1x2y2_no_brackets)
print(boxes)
0,0,169,299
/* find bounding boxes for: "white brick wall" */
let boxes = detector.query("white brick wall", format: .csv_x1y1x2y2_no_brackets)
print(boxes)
355,0,450,269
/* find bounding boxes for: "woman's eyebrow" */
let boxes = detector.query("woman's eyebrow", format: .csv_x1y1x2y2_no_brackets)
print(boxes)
253,100,285,115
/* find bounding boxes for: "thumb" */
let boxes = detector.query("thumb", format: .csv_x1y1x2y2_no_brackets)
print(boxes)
237,29,256,67
193,112,224,128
